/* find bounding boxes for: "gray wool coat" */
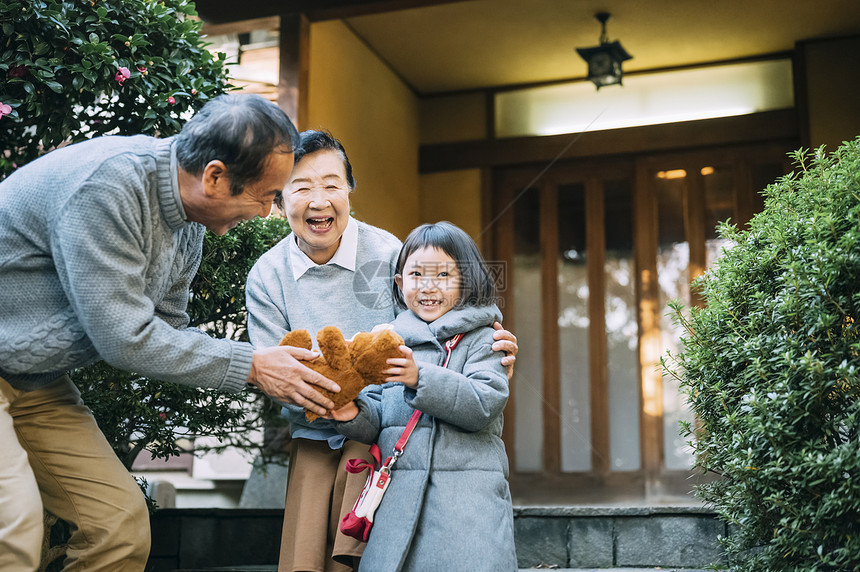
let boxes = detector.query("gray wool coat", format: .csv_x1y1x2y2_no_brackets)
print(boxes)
335,304,517,572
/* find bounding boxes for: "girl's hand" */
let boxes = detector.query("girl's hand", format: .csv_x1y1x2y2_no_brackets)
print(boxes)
384,345,419,388
323,400,360,421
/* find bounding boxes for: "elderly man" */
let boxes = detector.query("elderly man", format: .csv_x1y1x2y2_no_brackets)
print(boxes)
0,94,340,571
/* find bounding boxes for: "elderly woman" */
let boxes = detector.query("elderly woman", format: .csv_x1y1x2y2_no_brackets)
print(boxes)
245,130,516,572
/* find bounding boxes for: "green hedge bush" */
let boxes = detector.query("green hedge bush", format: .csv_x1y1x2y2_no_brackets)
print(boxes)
665,139,860,571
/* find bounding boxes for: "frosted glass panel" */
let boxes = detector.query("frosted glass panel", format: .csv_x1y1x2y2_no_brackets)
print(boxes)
558,183,591,472
604,181,640,471
513,188,543,472
655,177,696,471
496,59,794,137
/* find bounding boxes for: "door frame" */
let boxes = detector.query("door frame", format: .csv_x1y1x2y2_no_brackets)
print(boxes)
490,136,796,503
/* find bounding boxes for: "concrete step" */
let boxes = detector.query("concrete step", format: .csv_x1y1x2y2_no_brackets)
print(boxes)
174,568,715,572
513,505,725,570
526,569,713,572
151,505,727,571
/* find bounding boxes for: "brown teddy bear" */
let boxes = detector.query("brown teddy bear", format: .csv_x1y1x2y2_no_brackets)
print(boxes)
279,326,404,421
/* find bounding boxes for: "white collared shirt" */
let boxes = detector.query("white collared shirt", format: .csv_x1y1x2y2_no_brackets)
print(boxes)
288,216,358,280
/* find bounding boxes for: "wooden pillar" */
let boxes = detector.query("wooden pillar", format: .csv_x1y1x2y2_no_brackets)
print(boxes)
684,166,706,309
541,183,561,474
278,13,309,130
493,181,516,470
587,178,609,475
635,161,664,476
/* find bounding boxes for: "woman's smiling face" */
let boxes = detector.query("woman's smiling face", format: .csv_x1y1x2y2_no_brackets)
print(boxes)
283,149,351,264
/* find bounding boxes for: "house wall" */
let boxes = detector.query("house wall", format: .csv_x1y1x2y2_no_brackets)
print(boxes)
419,93,487,144
305,20,420,240
418,169,484,245
417,93,488,246
798,35,860,152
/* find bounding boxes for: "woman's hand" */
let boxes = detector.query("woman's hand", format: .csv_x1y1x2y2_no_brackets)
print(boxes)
384,345,419,388
492,322,518,380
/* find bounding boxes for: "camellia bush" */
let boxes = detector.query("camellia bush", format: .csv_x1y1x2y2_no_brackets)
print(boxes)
664,139,860,571
0,0,232,178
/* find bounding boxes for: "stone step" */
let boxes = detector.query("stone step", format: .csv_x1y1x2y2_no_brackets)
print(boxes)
174,568,714,572
522,569,713,572
533,569,713,572
513,505,725,570
151,505,727,571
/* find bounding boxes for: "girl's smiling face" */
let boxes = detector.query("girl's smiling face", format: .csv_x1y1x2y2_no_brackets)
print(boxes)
395,246,461,323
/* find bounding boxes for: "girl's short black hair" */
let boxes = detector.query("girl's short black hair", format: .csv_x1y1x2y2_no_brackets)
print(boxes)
392,221,496,311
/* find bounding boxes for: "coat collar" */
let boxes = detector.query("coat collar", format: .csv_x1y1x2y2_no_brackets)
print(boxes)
393,304,502,347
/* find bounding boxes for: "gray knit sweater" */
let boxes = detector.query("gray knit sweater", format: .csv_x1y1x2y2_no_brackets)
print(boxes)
245,219,401,444
0,135,253,393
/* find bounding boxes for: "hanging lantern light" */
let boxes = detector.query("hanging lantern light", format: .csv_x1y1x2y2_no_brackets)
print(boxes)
576,12,632,89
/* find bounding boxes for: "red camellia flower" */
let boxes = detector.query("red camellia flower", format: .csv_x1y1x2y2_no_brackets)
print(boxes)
167,96,176,105
9,65,29,79
114,66,131,86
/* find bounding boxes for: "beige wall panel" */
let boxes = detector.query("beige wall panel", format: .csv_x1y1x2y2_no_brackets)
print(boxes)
306,20,420,240
418,169,483,248
420,93,487,144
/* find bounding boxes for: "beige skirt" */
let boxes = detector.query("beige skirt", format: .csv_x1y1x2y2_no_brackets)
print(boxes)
278,438,375,572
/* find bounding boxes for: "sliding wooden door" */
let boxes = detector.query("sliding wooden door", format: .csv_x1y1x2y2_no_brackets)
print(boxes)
493,142,791,503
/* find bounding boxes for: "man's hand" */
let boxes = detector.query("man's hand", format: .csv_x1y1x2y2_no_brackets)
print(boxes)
492,322,518,380
247,345,341,416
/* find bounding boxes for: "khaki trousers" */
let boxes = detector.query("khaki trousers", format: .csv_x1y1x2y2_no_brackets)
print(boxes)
278,438,373,572
0,375,150,572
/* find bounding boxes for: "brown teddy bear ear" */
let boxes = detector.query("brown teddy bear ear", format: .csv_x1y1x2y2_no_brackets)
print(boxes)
353,329,405,386
280,329,313,350
349,332,374,361
372,329,404,350
317,326,352,371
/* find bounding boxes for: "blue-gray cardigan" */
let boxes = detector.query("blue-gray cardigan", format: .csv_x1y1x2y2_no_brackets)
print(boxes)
336,305,517,571
0,136,252,392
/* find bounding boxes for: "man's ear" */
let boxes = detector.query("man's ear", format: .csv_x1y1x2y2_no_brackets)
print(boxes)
201,160,230,198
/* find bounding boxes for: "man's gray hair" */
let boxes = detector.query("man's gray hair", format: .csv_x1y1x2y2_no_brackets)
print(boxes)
175,93,299,195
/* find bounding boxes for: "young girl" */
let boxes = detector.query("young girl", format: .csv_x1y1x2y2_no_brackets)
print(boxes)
329,221,518,571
